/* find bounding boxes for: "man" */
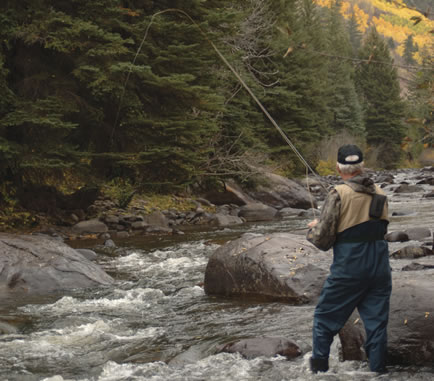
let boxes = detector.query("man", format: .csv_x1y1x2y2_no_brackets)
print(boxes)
306,144,391,374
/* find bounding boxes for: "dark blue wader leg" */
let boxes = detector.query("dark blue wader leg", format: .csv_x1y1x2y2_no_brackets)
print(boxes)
312,276,391,373
357,278,391,372
312,277,366,360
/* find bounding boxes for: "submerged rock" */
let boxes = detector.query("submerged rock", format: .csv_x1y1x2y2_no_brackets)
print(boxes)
220,337,302,360
402,262,434,271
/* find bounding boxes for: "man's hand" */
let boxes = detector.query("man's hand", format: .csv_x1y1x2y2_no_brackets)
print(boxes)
308,219,319,228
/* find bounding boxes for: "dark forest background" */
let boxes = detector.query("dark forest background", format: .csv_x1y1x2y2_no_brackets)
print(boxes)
0,0,432,210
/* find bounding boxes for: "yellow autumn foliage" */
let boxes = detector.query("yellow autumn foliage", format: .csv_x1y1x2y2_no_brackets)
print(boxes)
313,0,433,57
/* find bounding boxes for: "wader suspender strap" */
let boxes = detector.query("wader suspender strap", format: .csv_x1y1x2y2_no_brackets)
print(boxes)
369,194,387,219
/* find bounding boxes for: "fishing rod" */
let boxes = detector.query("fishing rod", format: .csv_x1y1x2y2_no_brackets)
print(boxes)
112,8,328,199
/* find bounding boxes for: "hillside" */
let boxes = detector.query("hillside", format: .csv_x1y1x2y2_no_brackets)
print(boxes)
314,0,433,64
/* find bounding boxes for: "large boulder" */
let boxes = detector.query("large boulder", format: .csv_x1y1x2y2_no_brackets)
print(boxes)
204,232,329,304
204,181,254,206
339,268,434,366
246,172,317,210
0,233,114,297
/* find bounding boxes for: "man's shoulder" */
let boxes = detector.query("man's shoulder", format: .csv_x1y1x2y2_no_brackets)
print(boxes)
334,183,352,196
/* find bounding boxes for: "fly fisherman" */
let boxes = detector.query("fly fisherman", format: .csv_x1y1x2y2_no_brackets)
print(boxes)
306,144,391,374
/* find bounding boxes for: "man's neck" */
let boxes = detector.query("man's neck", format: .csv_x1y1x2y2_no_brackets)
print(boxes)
341,171,362,181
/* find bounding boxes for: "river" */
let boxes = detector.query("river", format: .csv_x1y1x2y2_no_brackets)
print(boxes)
0,169,433,381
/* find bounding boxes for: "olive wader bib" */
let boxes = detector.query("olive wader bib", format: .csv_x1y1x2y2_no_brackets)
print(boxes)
312,183,392,372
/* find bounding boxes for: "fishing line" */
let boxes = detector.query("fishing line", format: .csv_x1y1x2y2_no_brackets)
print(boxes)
112,8,327,196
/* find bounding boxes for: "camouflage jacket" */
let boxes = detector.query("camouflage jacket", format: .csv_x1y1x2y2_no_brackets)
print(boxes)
306,174,383,251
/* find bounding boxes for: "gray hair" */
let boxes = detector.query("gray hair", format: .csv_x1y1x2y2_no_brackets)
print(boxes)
337,161,364,175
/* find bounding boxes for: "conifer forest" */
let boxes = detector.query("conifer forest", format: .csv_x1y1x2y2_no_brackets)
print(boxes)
0,0,432,201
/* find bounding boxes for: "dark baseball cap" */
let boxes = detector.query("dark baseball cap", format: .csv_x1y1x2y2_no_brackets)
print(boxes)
337,144,363,165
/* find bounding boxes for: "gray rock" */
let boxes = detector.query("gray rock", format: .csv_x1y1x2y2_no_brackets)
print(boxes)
115,231,130,238
220,337,302,360
122,214,144,222
196,198,214,207
238,203,278,222
394,184,424,193
423,191,434,198
376,174,395,184
416,177,434,185
131,221,148,230
0,321,18,334
144,211,169,227
99,232,111,240
104,215,120,225
146,226,173,234
72,219,108,234
402,262,434,271
210,214,244,227
277,207,306,217
385,231,409,242
297,208,317,218
0,233,113,296
204,232,329,303
76,248,98,261
390,245,433,259
204,181,254,206
247,173,317,210
339,271,434,366
404,227,432,241
104,239,116,248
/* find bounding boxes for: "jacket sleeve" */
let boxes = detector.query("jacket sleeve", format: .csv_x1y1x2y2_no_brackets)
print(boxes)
306,188,341,251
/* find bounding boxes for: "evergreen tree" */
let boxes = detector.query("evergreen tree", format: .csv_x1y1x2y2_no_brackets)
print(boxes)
0,0,137,185
386,37,396,50
201,0,275,182
347,11,362,56
402,34,418,65
323,1,364,138
0,0,241,191
407,47,433,149
261,0,332,171
356,28,406,168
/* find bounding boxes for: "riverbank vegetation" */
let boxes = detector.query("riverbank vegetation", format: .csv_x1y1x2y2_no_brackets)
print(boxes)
0,0,432,228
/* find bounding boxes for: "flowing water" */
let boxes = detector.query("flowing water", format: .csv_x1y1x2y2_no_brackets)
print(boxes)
0,170,433,381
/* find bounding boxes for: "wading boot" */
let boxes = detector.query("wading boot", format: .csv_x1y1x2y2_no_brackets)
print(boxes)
309,357,329,373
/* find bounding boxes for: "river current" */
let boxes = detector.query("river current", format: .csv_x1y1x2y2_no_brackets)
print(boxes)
0,170,433,381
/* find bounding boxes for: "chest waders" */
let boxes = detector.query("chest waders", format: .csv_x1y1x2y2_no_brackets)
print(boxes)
311,185,391,374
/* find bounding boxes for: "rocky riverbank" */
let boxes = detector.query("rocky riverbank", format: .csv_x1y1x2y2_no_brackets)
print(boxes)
11,169,320,243
2,166,433,246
